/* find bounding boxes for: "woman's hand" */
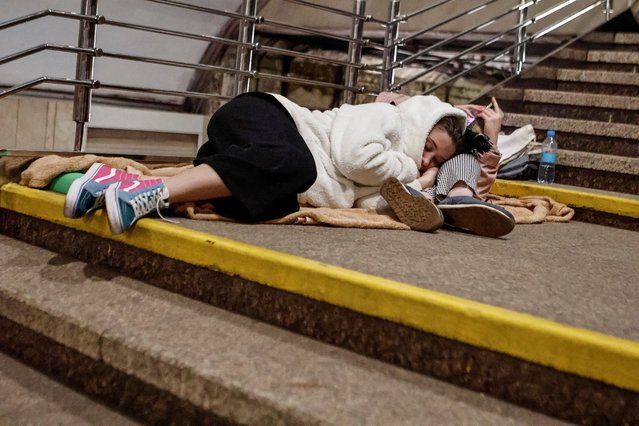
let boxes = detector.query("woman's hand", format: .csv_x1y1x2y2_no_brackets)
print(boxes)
417,166,438,190
477,97,504,146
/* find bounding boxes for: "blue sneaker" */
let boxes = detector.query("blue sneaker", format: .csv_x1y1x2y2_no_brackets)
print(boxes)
104,178,170,234
380,178,444,232
64,163,139,218
438,196,515,238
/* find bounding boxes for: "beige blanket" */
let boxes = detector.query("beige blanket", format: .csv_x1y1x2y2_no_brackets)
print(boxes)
18,154,574,228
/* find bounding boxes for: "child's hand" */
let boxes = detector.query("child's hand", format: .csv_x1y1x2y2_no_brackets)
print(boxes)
417,166,438,190
477,97,503,146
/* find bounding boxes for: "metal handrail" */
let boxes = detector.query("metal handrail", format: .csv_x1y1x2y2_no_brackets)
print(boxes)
390,0,597,90
0,44,101,67
0,77,98,98
399,0,503,46
0,9,103,31
422,0,607,96
0,0,624,152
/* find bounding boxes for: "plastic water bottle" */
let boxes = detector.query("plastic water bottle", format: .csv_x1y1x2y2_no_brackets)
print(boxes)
537,130,558,184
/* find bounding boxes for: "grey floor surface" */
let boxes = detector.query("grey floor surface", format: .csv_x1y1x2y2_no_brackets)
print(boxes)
0,234,568,425
175,219,639,342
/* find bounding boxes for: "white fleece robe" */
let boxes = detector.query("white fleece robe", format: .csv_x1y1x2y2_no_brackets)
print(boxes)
270,93,467,211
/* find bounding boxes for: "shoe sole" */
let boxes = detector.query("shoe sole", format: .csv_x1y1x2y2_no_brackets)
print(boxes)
63,163,104,218
380,178,443,232
438,204,515,238
104,184,125,235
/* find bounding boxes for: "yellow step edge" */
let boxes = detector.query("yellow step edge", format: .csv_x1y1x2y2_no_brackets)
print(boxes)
2,182,639,392
491,179,639,219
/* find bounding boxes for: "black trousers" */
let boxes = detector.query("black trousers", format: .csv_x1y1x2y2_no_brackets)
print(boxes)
193,92,317,222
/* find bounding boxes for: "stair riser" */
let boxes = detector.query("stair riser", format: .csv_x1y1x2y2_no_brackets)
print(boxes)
0,315,229,425
499,101,639,128
1,209,637,425
544,59,638,72
572,208,639,232
501,125,638,158
553,166,638,195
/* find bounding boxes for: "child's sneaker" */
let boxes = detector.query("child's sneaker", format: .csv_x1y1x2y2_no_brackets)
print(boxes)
104,178,169,234
438,196,515,238
380,177,444,232
64,163,139,218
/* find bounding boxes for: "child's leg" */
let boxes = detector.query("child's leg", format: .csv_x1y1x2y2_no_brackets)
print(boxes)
163,164,231,204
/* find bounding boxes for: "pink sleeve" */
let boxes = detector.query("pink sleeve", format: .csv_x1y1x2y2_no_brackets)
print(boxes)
375,92,411,105
476,150,501,200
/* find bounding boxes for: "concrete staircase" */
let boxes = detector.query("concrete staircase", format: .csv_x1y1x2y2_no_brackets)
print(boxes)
490,32,639,230
1,183,638,424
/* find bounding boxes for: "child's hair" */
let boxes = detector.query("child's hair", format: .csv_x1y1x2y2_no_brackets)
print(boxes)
434,115,492,159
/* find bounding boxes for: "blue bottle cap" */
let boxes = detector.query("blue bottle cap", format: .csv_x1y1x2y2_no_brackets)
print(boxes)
547,130,556,137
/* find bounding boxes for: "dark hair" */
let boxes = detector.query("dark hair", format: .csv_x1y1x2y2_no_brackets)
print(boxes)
434,115,492,159
433,116,463,151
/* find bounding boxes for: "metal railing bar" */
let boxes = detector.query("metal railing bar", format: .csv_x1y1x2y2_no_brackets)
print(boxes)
0,77,97,99
103,18,249,48
0,44,100,67
0,9,103,31
397,0,456,24
391,0,585,88
282,0,382,24
532,0,603,40
142,0,253,22
421,0,605,95
259,18,368,45
257,44,366,69
100,51,240,75
399,0,501,46
399,0,539,66
392,32,516,89
254,71,363,92
97,83,232,100
533,0,579,22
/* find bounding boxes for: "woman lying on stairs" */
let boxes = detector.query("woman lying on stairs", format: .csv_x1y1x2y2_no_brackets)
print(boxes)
63,91,514,237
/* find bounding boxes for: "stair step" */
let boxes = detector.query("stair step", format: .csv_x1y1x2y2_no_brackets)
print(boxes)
556,149,639,175
0,351,140,424
521,67,639,86
492,180,639,219
554,48,639,65
503,112,639,141
0,235,565,425
495,88,639,125
581,32,639,45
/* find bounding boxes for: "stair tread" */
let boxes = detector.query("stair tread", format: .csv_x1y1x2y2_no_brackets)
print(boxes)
503,112,639,140
521,66,639,86
555,149,639,174
555,48,639,64
0,234,565,425
495,87,639,111
497,180,639,201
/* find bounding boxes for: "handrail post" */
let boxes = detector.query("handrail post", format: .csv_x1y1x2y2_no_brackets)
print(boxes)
341,0,366,105
604,0,613,21
514,0,528,75
234,0,257,95
73,0,98,152
382,0,401,92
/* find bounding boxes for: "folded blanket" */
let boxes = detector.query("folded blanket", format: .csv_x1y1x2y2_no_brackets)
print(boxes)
18,154,574,228
19,154,191,188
